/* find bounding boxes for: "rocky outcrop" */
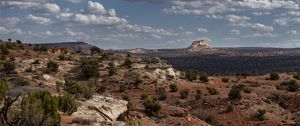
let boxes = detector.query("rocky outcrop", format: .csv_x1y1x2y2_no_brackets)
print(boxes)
187,40,209,52
71,95,128,125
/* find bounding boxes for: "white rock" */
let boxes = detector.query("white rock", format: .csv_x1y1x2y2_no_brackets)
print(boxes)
42,74,51,81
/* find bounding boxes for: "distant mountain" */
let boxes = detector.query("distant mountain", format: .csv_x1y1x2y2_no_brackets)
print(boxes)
37,41,94,53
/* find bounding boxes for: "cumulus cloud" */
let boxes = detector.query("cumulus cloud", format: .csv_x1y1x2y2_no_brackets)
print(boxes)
274,17,300,25
197,28,208,33
25,15,52,25
86,1,106,14
0,17,21,26
163,0,299,15
0,26,23,35
34,3,60,14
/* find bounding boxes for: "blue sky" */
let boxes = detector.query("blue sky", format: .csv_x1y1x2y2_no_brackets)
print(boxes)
0,0,300,49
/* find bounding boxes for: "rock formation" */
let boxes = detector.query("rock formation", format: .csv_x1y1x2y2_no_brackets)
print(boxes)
187,40,209,52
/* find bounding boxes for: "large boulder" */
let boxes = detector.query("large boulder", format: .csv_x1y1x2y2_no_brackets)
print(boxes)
71,95,128,125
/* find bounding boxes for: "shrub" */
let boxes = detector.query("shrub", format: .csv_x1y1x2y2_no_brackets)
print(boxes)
157,87,167,100
108,62,117,76
16,77,30,86
25,67,32,73
269,73,279,80
3,60,15,73
81,59,100,79
58,54,70,61
119,84,127,93
122,95,134,110
243,87,252,93
64,80,86,98
58,93,77,115
0,45,9,55
222,78,229,83
143,99,161,116
169,84,177,92
56,81,63,93
224,105,234,113
287,80,299,92
256,109,267,121
21,91,60,126
206,87,219,95
96,83,107,94
0,79,8,101
199,73,209,83
228,87,242,100
195,89,202,100
185,70,198,81
123,58,132,68
179,88,189,99
47,61,59,73
141,93,148,100
90,46,102,55
293,74,300,80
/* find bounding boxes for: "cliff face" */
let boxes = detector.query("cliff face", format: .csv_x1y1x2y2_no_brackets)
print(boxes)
187,40,209,51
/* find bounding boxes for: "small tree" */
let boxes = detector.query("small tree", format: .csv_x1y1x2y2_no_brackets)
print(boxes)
108,62,117,76
185,70,198,81
195,89,202,100
0,79,8,101
169,84,177,92
47,61,59,73
21,91,60,126
123,58,132,68
81,59,100,79
58,93,77,115
3,61,15,73
157,87,167,100
143,99,161,116
256,109,267,121
269,73,279,80
179,88,189,99
228,87,242,100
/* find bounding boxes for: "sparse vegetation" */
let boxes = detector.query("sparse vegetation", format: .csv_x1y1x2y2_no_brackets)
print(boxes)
157,87,167,100
47,61,59,73
256,109,267,121
228,87,242,100
108,62,117,76
16,77,30,86
195,89,202,100
277,80,299,92
179,88,189,99
206,87,219,95
169,84,177,92
185,70,198,81
119,84,127,92
0,79,8,101
222,78,229,83
58,93,77,115
269,73,279,80
143,98,161,116
199,73,209,83
80,59,100,79
3,60,15,73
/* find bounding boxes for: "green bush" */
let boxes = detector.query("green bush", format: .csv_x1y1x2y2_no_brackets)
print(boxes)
199,73,209,83
0,79,8,101
195,89,202,100
56,81,63,93
287,80,299,92
228,87,242,100
256,109,267,121
179,88,189,99
169,84,177,92
21,91,60,126
119,84,127,93
222,78,229,83
269,73,279,80
108,62,117,76
16,77,30,86
123,58,132,68
64,80,86,98
81,59,100,79
206,87,219,95
58,93,77,115
157,87,167,100
143,99,161,116
185,70,198,81
47,61,59,73
3,60,15,73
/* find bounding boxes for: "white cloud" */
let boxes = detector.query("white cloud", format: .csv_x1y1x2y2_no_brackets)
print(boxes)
163,0,299,15
0,17,21,26
274,17,300,25
25,15,52,25
108,9,117,17
86,1,106,14
230,29,240,35
197,28,208,33
252,12,271,16
286,30,297,35
243,33,279,38
0,1,40,9
65,0,81,3
0,26,23,35
34,3,60,14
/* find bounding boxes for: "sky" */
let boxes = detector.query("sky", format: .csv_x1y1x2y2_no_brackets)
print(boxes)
0,0,300,49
